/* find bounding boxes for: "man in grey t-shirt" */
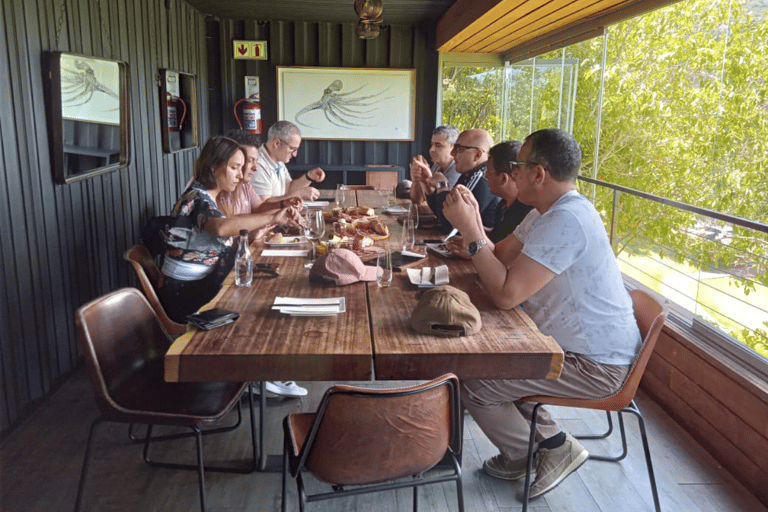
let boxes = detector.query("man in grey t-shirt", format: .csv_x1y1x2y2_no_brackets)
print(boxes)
443,128,642,499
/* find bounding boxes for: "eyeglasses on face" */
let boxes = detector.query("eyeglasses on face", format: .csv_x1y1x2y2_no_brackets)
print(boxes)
279,139,300,153
509,161,540,171
452,142,486,153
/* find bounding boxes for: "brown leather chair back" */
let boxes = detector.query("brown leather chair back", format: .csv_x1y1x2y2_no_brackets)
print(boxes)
123,245,187,336
75,288,173,422
523,289,665,411
292,374,460,486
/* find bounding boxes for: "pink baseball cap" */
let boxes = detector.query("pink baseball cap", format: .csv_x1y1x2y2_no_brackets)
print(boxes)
310,248,381,285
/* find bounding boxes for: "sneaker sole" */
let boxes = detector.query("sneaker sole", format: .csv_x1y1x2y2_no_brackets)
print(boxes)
528,449,589,498
483,461,531,481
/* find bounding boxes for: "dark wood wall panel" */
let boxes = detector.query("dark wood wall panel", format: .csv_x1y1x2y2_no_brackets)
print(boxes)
0,0,209,436
214,19,439,177
641,327,768,507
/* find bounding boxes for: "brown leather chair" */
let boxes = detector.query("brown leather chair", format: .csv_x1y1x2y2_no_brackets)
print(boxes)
74,288,257,512
339,184,376,190
520,289,666,512
282,374,464,512
123,244,187,336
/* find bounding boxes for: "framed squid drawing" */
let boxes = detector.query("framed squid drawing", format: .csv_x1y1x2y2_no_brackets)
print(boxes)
277,66,416,141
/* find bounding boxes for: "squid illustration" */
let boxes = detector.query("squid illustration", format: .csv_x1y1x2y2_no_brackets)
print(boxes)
295,79,391,129
61,59,119,109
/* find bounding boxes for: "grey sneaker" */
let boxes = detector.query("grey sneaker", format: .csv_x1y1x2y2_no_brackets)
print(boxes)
528,433,589,498
483,453,531,481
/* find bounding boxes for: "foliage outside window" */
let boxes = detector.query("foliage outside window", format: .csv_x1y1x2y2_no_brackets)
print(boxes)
442,0,768,359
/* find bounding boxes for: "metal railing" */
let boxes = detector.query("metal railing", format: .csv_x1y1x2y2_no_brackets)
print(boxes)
577,175,768,364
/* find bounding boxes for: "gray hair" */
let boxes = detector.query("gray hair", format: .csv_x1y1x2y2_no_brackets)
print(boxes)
267,120,301,142
433,125,459,145
525,129,582,182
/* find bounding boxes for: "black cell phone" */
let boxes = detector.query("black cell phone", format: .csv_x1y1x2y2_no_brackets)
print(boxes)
390,250,426,271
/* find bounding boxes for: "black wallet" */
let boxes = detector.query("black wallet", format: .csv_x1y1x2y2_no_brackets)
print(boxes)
187,308,239,330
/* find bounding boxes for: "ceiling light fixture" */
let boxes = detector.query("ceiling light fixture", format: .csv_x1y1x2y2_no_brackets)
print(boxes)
354,0,383,39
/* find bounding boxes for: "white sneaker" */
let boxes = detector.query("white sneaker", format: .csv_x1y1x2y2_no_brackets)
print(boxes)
252,381,308,397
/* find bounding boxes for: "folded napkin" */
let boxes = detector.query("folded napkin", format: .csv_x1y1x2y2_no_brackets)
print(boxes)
304,201,329,208
384,205,408,214
272,296,346,316
401,250,427,259
407,265,449,288
261,249,310,257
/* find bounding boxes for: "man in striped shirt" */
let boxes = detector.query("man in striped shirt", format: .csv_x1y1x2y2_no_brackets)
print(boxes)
417,128,500,233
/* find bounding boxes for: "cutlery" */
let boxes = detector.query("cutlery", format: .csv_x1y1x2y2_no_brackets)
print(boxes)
443,228,459,242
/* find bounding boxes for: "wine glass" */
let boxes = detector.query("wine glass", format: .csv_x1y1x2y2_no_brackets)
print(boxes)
306,209,325,242
376,249,393,288
336,184,347,206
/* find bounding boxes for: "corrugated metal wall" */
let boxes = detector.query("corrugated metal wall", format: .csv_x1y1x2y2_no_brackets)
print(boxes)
0,0,209,436
214,18,439,175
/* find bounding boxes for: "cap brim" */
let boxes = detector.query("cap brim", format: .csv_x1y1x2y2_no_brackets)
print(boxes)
359,265,382,282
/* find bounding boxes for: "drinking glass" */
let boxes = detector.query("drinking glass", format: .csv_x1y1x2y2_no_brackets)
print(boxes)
306,209,325,242
401,218,415,252
336,184,347,206
376,249,393,288
407,202,420,229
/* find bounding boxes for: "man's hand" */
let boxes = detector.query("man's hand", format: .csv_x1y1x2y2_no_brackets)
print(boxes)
445,235,471,260
307,167,325,183
426,171,449,189
296,187,320,201
443,185,484,240
410,155,433,182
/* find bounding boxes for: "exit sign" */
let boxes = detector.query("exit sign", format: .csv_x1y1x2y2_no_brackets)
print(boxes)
233,40,268,60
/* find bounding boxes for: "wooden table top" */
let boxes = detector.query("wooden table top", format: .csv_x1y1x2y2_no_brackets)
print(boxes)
165,189,563,383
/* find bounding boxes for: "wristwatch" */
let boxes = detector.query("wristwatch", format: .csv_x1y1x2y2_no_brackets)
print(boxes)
436,181,448,190
467,238,488,256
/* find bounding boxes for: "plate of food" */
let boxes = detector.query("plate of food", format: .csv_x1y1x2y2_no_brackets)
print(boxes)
265,233,307,246
332,218,389,240
425,242,454,258
323,205,377,223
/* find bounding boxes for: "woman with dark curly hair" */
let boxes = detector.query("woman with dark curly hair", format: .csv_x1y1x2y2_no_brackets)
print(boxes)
158,135,301,323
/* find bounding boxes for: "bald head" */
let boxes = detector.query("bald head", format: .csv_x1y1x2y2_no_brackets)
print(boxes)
452,129,493,173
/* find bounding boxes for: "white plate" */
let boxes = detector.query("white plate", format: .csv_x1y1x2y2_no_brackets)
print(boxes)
272,297,346,316
265,236,307,247
260,249,310,257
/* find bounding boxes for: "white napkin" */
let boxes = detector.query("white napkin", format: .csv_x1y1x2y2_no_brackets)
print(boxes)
272,297,346,316
401,250,426,259
304,201,329,208
407,266,449,287
261,249,310,257
384,205,408,214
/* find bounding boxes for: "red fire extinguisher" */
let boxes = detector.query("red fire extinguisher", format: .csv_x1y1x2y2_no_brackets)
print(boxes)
167,92,187,132
234,94,262,135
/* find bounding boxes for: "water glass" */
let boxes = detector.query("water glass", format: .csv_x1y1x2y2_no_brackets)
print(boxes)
407,202,419,229
376,249,393,288
336,184,347,206
401,218,415,252
305,209,325,242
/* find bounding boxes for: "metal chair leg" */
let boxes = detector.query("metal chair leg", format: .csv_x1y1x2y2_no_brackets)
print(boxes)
624,403,661,512
576,410,615,440
521,402,542,512
127,401,244,443
193,426,206,512
73,418,104,512
412,484,418,512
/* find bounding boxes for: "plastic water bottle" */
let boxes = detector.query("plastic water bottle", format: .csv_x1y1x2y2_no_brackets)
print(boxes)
234,230,252,287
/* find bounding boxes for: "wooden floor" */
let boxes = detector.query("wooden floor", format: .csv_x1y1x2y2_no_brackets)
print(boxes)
2,368,766,512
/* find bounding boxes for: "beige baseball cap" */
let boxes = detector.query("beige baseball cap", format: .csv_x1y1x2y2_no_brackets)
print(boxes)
410,285,482,337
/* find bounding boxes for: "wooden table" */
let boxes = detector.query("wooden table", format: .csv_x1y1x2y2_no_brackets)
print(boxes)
166,189,563,383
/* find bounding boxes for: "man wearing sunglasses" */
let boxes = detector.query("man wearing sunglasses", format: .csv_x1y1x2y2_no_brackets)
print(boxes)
443,128,641,500
252,120,326,205
412,128,499,233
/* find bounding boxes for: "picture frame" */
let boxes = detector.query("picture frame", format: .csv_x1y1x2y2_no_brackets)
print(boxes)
277,66,416,141
45,52,130,184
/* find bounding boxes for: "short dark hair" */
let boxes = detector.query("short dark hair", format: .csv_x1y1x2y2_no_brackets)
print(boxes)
225,129,261,148
488,140,522,175
433,125,459,144
194,136,246,189
524,129,582,182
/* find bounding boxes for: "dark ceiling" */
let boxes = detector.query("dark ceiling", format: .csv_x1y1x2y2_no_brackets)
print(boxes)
181,0,456,25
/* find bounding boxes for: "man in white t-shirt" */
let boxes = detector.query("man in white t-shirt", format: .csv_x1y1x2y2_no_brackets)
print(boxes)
252,121,325,204
443,128,642,499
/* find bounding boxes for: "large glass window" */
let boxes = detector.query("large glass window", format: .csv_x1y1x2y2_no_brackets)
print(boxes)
441,0,768,362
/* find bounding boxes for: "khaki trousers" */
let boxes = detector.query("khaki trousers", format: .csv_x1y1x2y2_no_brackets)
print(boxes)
461,352,630,459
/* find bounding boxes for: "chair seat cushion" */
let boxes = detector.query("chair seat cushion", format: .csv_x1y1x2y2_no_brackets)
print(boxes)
107,359,245,425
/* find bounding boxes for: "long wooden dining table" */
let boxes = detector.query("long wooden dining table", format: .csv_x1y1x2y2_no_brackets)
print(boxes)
163,189,563,470
165,189,563,384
